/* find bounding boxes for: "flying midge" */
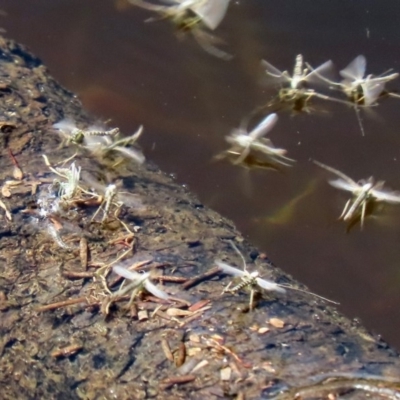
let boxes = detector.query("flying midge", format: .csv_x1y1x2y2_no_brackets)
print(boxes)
309,55,399,135
313,55,399,106
261,54,339,111
314,160,400,229
224,113,295,166
128,0,232,60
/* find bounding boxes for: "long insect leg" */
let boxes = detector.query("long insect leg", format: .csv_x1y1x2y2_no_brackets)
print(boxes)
339,198,351,220
249,289,255,311
234,146,251,165
360,199,367,230
91,200,104,222
354,105,366,136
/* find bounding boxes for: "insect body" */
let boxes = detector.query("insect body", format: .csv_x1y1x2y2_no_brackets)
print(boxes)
261,54,335,112
314,160,400,228
224,113,294,166
53,119,120,145
338,55,398,106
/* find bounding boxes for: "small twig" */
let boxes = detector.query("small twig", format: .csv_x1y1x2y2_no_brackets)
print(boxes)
8,148,23,180
182,267,220,290
161,375,195,390
37,297,89,312
51,344,83,358
62,271,95,279
153,275,188,283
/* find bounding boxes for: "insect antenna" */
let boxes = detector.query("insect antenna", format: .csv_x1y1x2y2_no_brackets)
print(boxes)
228,240,247,271
277,283,339,304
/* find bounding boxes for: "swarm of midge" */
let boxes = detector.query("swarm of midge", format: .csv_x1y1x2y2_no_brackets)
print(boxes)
219,113,295,168
314,160,400,229
53,119,145,165
128,0,232,60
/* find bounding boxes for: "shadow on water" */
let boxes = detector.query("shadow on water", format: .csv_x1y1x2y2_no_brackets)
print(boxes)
3,0,400,349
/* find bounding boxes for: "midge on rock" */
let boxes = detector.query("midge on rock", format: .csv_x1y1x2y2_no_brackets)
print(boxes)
216,241,337,310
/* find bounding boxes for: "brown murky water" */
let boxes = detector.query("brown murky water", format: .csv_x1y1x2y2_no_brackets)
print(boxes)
3,0,400,349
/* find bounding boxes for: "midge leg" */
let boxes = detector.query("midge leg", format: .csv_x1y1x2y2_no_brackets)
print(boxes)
339,199,352,220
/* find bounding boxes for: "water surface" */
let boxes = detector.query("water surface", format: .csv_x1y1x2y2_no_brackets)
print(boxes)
3,0,400,348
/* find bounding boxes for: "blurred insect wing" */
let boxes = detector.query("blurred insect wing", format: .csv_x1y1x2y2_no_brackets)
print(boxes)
53,118,77,134
255,277,286,293
113,265,150,283
361,79,386,106
328,178,359,193
305,60,335,86
249,113,278,140
372,187,400,203
114,146,145,164
144,279,170,300
191,0,230,30
215,260,246,278
261,59,290,85
340,55,366,81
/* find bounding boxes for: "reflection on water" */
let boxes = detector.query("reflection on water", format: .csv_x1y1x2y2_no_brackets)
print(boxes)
3,0,400,348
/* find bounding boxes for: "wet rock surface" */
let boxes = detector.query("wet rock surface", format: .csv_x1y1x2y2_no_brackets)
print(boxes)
0,35,399,399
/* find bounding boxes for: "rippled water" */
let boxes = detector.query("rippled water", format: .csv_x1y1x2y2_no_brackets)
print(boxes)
3,0,400,348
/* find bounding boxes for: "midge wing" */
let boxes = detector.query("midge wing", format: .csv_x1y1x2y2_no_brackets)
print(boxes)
361,79,386,106
143,280,170,300
255,277,286,293
261,59,291,84
113,265,150,284
113,266,170,300
191,0,231,30
371,186,400,203
328,178,359,193
215,260,246,278
340,55,366,81
53,118,78,135
304,60,335,86
113,146,145,164
249,113,278,140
